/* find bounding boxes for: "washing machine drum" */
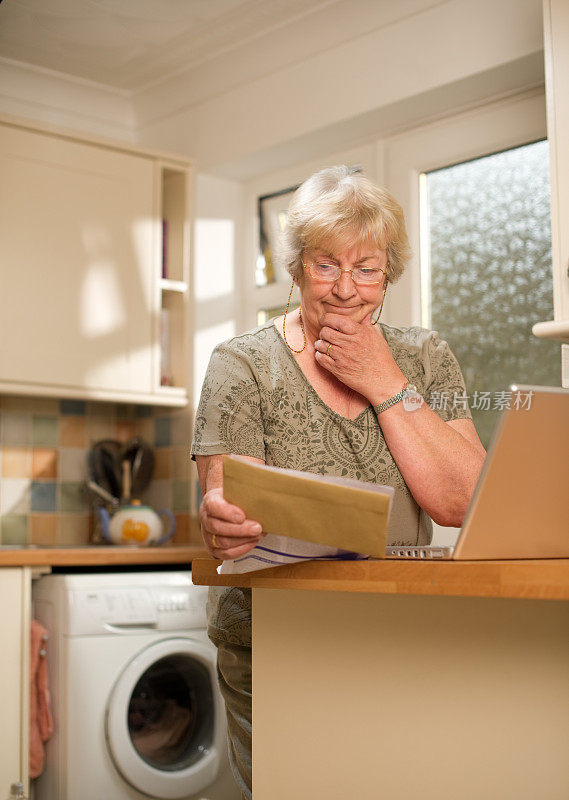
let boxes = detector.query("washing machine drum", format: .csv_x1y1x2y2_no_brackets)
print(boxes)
106,637,224,799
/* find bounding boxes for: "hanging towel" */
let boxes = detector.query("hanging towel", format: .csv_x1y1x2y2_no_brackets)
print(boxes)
30,620,54,779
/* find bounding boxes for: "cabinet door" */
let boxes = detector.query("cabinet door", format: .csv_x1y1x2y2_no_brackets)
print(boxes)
0,125,156,396
544,0,569,322
0,568,30,793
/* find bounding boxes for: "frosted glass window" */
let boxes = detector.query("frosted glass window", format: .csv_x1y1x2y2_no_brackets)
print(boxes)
422,140,560,447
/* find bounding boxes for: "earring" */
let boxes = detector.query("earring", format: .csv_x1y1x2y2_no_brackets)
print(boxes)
282,279,306,353
371,280,389,326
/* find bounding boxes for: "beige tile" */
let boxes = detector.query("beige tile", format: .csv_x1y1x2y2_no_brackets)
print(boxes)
136,419,155,445
141,480,171,511
86,402,116,418
1,413,32,446
189,516,203,545
172,513,191,543
86,417,117,445
30,397,60,414
170,410,192,443
57,514,90,545
32,448,58,479
171,448,191,480
60,417,87,447
59,447,88,481
116,420,137,442
2,447,32,478
30,515,57,545
153,448,171,480
1,396,36,413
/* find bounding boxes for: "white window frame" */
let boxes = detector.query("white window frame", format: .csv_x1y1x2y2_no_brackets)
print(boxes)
381,89,548,329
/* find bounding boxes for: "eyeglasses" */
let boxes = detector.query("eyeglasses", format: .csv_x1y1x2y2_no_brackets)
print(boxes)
302,260,387,285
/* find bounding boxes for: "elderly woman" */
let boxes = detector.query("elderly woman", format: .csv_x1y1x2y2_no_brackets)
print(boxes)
191,166,485,798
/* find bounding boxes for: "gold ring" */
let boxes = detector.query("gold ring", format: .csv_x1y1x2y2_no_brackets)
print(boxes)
326,343,333,357
212,533,218,549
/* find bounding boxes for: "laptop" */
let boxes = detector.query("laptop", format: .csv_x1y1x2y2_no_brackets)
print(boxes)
385,385,569,560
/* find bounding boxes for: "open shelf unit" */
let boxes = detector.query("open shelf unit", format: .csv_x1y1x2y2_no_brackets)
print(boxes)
156,162,192,402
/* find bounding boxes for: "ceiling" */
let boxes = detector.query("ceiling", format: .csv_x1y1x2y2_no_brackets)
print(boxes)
0,0,337,91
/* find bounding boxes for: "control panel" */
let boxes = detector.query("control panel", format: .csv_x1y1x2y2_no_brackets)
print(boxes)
64,584,208,635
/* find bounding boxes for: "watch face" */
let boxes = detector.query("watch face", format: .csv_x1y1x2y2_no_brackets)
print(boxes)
402,384,423,412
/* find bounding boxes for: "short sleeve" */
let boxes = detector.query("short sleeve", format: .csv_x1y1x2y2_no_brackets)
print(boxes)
422,332,472,422
191,341,266,460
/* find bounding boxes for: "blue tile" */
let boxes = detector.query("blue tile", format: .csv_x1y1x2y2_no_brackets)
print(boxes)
31,481,57,512
154,417,171,447
60,400,86,416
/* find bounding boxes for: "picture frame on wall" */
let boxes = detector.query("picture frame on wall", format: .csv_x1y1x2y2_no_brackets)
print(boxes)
256,184,298,287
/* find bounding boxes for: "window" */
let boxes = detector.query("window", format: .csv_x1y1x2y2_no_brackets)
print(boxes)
421,140,560,447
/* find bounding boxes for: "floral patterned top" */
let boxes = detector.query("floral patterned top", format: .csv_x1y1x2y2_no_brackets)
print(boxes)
192,319,471,548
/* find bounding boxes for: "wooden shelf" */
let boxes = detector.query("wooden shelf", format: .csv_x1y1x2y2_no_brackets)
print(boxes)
192,556,569,601
0,545,207,567
159,163,191,395
160,278,188,294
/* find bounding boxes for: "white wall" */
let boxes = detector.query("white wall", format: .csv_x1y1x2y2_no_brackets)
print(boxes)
192,173,246,406
135,0,544,179
0,56,136,141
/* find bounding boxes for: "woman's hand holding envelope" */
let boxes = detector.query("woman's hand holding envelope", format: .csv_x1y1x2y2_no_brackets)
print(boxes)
197,454,266,560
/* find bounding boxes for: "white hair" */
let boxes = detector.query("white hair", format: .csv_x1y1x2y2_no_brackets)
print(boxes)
277,165,411,283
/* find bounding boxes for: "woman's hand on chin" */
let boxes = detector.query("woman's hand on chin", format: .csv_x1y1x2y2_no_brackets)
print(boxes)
314,312,405,400
199,486,265,560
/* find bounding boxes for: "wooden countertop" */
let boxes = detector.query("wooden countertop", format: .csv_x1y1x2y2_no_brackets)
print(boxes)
192,557,569,601
0,545,208,567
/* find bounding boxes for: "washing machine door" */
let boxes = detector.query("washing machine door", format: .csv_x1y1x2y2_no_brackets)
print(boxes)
106,637,224,799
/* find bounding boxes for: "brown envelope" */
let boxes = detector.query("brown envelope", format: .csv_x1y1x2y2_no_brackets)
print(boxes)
222,456,393,558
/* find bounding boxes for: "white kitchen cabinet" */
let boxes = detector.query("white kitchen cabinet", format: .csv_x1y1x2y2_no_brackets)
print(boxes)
0,116,192,406
533,0,569,365
0,568,31,796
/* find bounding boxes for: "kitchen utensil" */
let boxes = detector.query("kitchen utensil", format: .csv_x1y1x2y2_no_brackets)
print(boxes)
88,440,122,500
121,460,131,504
86,480,119,508
121,437,155,497
97,502,176,546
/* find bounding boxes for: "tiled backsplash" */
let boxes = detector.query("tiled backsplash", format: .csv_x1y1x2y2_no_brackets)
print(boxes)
0,395,200,546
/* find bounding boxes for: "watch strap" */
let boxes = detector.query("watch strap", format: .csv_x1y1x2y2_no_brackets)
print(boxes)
373,381,410,415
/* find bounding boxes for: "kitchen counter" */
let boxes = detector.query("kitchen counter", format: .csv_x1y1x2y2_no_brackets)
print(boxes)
0,545,207,567
192,556,569,798
191,556,569,600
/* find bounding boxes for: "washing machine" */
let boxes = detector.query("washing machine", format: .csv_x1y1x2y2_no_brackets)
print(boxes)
32,570,239,800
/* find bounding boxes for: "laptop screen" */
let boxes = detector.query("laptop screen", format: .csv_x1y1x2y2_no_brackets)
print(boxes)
453,385,569,560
